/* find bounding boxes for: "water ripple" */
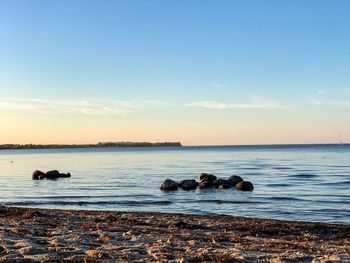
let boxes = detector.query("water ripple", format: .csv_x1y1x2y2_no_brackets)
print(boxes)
288,173,319,178
1,144,350,224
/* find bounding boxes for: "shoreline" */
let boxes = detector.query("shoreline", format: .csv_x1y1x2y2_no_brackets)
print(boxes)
0,206,349,262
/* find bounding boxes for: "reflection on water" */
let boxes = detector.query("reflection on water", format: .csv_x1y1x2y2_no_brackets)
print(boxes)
0,145,349,224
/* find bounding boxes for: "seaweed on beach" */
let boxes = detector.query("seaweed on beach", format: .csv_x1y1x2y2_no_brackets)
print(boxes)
0,207,349,262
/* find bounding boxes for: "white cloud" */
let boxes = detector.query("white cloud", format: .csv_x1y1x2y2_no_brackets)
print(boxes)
306,98,350,108
186,100,287,110
0,98,171,115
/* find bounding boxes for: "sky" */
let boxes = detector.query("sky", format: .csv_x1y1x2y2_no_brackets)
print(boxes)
0,0,349,145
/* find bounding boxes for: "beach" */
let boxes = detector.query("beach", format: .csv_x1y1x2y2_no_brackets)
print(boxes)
3,0,350,262
0,206,349,262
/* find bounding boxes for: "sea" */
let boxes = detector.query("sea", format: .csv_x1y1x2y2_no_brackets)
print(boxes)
0,144,349,224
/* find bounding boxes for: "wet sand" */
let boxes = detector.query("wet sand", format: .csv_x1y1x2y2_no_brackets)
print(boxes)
0,206,349,262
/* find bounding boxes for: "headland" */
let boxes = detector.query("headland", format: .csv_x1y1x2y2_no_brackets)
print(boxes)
0,142,182,150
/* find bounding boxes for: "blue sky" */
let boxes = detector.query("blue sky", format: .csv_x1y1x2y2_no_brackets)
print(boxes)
0,1,349,145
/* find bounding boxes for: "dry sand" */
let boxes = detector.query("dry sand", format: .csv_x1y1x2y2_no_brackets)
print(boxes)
0,206,349,262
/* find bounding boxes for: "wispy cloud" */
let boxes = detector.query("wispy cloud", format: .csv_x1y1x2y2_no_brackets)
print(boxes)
0,98,171,115
211,83,229,88
186,100,287,110
344,87,350,93
306,98,350,108
313,87,350,96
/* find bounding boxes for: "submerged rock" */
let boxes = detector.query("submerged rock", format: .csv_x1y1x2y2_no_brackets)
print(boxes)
59,172,71,178
32,170,46,180
33,170,71,180
160,179,178,191
228,175,243,187
160,173,253,192
199,180,215,189
236,181,254,191
214,179,231,189
199,173,217,182
198,173,217,189
178,180,198,190
218,184,231,189
46,170,60,179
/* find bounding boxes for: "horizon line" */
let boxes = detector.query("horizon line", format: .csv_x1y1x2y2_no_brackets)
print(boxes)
0,142,348,149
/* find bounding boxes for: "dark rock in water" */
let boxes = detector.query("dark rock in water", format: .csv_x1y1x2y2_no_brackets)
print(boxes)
160,179,178,191
228,175,243,187
214,179,231,189
219,184,231,189
33,170,72,180
199,173,217,182
39,174,47,180
178,179,198,190
236,181,254,191
46,170,60,179
59,172,71,178
32,170,46,180
199,179,215,189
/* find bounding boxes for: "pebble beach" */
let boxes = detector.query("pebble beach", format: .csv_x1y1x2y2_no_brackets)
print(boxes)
0,206,349,262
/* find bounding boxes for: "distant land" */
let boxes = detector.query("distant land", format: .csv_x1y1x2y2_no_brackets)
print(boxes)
0,142,182,149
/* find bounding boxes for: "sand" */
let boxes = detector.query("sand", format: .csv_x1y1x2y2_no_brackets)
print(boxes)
0,206,349,262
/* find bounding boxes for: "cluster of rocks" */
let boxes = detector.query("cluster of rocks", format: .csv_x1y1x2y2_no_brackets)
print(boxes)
160,173,254,192
32,170,71,180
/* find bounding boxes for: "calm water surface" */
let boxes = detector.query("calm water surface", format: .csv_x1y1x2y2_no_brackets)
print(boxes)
0,145,349,224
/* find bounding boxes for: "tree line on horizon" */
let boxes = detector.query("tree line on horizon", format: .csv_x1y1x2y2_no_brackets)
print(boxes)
0,142,182,149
